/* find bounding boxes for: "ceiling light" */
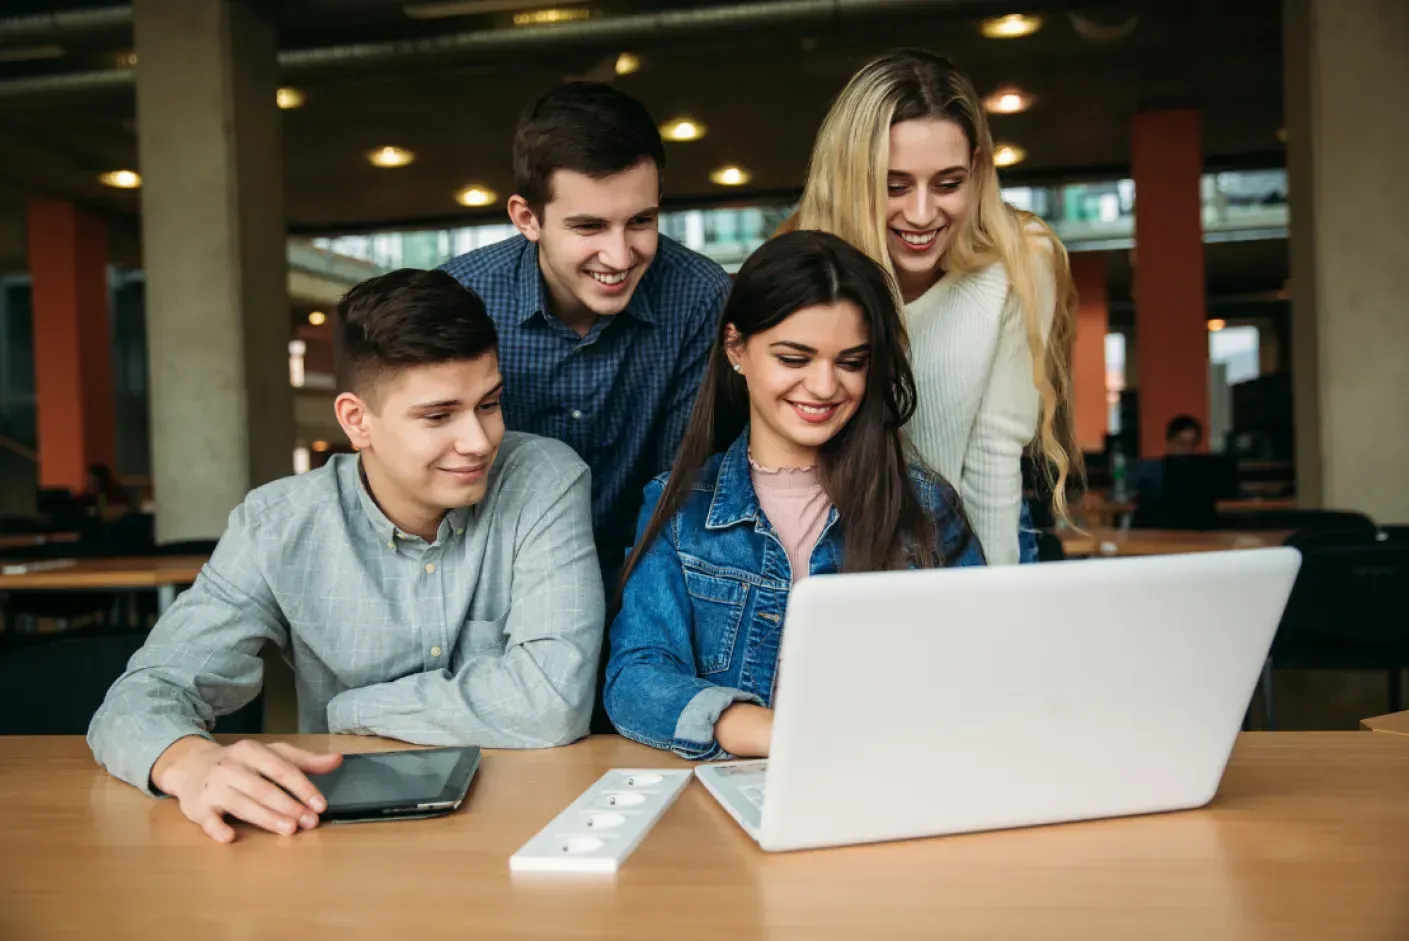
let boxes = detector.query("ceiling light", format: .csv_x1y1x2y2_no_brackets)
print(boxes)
455,184,498,207
116,50,138,68
308,311,327,326
992,143,1027,168
312,440,330,453
980,14,1043,39
367,146,415,168
984,87,1033,115
709,165,751,187
99,170,141,189
660,117,706,142
276,87,306,110
513,7,591,26
1207,318,1227,332
615,52,640,76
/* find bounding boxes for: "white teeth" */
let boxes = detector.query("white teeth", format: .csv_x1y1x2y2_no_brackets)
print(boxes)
795,403,833,415
898,230,937,246
590,271,628,285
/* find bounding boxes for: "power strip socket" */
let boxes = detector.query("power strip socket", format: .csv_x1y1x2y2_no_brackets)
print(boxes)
509,768,693,873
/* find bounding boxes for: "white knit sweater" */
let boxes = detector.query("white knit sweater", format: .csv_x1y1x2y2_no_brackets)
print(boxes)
903,245,1056,565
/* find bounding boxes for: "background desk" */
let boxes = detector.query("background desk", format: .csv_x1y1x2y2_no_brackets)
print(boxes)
1059,528,1291,558
0,555,207,612
2,733,1408,940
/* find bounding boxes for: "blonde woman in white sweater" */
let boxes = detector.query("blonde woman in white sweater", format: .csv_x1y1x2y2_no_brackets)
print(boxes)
783,49,1080,564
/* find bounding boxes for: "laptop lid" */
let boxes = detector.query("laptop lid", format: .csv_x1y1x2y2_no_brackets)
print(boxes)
760,548,1301,852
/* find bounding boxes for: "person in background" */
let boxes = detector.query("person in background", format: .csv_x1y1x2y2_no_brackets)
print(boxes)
1164,415,1204,456
83,463,133,515
605,232,984,761
784,49,1081,565
1131,414,1206,508
440,82,732,589
89,269,603,843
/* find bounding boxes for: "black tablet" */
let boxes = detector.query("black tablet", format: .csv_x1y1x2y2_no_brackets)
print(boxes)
309,746,481,823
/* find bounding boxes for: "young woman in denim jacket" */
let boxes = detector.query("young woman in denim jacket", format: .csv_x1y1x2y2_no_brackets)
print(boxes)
605,231,985,760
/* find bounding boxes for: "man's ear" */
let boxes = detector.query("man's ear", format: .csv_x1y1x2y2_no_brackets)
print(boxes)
507,195,542,242
334,392,374,452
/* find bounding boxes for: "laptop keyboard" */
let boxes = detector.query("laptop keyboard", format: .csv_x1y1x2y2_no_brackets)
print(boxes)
740,783,767,809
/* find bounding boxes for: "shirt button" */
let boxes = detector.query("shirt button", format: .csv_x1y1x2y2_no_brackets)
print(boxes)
431,646,442,658
425,563,436,574
571,409,583,420
387,541,396,550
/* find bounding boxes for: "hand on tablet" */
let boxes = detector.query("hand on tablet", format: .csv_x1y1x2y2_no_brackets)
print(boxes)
151,737,343,843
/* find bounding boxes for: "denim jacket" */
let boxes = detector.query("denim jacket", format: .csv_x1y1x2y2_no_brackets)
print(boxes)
604,432,985,760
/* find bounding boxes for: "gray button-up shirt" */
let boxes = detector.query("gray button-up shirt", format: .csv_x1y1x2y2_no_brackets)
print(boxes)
88,432,605,795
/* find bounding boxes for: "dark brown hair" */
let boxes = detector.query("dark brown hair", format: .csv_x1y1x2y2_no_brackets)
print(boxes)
337,268,497,400
620,230,955,590
512,82,665,212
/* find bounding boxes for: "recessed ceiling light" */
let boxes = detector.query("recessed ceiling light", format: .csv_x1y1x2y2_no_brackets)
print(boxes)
1207,318,1227,332
513,7,590,26
992,143,1027,168
615,52,641,76
455,184,498,207
116,50,138,68
308,311,327,326
276,87,306,110
660,117,706,142
984,87,1033,115
709,165,751,187
99,170,141,189
980,14,1043,39
312,440,330,453
367,146,415,168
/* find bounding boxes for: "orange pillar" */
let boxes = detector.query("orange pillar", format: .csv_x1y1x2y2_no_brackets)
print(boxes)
1070,252,1109,453
26,200,115,492
1131,109,1209,457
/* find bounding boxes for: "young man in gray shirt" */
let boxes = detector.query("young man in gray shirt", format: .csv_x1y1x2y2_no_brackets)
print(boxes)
88,269,604,843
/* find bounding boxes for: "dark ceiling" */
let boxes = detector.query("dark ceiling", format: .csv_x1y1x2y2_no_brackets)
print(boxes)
0,0,1286,229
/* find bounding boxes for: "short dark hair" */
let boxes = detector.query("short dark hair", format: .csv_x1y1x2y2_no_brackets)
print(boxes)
337,269,497,398
512,82,665,211
1166,414,1204,441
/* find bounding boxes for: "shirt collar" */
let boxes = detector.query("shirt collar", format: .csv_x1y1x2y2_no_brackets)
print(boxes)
511,238,657,327
347,454,472,548
705,432,762,530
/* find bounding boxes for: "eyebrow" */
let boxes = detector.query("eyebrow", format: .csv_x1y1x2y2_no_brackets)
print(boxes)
769,341,872,356
407,381,504,412
889,165,968,177
562,206,659,226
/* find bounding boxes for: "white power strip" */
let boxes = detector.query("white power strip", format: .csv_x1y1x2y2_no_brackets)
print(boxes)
509,768,693,874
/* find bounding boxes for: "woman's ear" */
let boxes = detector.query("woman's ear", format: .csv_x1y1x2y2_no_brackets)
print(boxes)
723,324,744,372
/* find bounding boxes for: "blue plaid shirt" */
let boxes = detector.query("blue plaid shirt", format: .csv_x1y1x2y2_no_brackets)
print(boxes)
440,234,731,575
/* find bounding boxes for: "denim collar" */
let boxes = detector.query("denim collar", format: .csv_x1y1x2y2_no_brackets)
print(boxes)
704,432,763,530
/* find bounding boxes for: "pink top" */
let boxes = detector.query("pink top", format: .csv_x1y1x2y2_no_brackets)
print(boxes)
749,456,831,583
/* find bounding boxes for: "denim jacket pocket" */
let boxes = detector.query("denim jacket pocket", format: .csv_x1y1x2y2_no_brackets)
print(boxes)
682,566,749,675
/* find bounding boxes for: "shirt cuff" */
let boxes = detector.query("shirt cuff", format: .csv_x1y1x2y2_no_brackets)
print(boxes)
673,686,763,760
126,723,216,799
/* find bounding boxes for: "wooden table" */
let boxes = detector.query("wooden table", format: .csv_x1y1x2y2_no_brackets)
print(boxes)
1363,710,1409,736
1060,528,1292,558
0,532,78,551
2,733,1408,940
0,555,207,612
1076,496,1297,529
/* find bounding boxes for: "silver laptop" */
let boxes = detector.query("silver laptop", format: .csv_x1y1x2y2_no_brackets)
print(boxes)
695,548,1301,852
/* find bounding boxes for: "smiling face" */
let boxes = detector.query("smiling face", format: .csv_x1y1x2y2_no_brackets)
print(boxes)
336,355,505,539
727,300,871,469
509,159,660,330
885,117,976,301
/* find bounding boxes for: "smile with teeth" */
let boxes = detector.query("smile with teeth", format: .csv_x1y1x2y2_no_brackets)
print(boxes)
791,401,839,416
588,270,630,285
894,228,939,246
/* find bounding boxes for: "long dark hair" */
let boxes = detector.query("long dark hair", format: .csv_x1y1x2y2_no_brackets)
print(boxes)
621,230,941,589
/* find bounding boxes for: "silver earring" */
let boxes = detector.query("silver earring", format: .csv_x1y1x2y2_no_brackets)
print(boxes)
732,362,743,374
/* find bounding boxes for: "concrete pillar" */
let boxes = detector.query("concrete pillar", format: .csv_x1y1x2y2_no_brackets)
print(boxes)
1131,109,1210,458
26,200,115,493
1284,0,1409,520
1070,252,1109,453
134,0,291,541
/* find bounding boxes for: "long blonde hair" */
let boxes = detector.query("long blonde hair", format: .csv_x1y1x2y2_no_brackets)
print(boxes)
788,48,1081,523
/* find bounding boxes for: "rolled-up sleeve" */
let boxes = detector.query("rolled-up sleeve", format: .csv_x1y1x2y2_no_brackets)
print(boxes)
325,456,604,748
87,505,287,796
604,482,760,761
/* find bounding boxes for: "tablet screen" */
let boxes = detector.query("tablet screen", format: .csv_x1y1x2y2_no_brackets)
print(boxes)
314,748,472,810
